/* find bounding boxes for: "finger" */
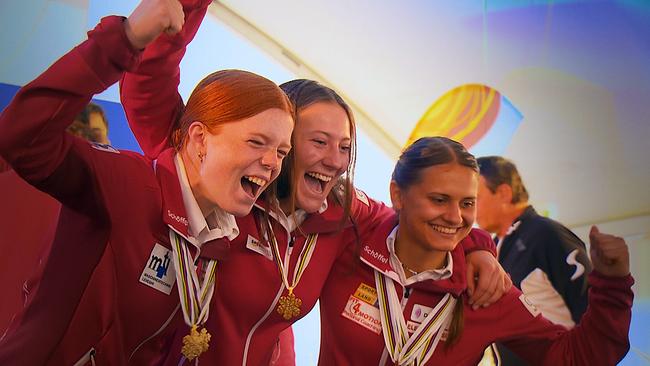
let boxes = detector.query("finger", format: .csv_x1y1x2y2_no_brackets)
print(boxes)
474,273,500,309
589,225,600,240
469,267,490,307
484,279,505,306
172,0,185,27
599,246,629,261
595,238,626,256
164,27,179,36
471,271,494,309
168,15,184,34
503,272,513,292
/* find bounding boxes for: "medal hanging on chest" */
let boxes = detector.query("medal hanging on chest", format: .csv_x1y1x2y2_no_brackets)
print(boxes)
266,219,318,320
169,230,218,361
374,270,456,365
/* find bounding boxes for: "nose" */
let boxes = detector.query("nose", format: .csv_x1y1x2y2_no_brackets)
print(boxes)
323,146,348,172
443,204,463,226
261,149,280,170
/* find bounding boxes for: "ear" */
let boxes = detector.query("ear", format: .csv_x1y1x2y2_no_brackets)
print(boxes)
389,181,403,211
496,183,513,204
186,121,208,153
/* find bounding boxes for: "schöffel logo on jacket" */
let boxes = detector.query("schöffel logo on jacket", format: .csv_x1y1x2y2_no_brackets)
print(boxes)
139,243,176,295
363,245,388,264
167,210,189,226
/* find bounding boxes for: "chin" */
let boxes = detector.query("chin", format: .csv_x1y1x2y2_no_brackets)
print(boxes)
296,197,323,214
219,201,254,217
430,237,460,252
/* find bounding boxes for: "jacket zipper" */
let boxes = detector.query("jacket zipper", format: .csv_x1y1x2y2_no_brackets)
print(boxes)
127,303,180,363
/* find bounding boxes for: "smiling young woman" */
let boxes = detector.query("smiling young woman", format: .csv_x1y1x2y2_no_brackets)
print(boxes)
317,137,633,365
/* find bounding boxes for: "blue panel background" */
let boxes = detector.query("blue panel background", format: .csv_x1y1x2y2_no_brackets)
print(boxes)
0,82,142,154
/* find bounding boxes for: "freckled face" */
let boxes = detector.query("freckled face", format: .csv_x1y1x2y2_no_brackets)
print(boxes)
197,108,293,216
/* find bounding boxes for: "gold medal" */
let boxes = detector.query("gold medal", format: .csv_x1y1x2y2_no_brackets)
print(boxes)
169,231,218,361
181,324,211,361
277,288,302,320
264,219,319,323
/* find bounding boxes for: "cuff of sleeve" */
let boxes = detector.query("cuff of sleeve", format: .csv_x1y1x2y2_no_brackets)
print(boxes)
463,228,498,257
590,271,635,289
182,0,213,11
88,16,142,72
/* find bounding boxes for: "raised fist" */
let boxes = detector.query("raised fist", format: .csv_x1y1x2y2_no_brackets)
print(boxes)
589,226,630,277
124,0,185,49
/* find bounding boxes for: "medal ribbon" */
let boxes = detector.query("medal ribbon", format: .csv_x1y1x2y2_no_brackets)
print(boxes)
268,226,318,293
374,270,456,365
169,230,217,360
267,219,318,317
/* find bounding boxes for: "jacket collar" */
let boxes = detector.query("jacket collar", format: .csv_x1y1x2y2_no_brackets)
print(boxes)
155,148,230,260
253,195,353,235
515,205,537,224
359,213,467,297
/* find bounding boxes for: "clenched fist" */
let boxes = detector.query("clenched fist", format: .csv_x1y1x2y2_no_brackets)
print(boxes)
125,0,185,49
589,226,630,277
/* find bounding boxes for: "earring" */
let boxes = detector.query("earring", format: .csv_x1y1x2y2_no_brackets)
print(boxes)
198,152,205,163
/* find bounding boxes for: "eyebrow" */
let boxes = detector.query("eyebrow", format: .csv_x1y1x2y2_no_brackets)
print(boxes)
427,192,477,200
311,130,351,141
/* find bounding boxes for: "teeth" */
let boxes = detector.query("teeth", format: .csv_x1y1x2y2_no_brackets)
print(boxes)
307,172,332,182
430,225,458,234
244,176,267,187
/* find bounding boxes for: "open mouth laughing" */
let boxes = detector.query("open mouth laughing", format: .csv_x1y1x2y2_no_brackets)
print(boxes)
304,171,333,194
241,175,268,198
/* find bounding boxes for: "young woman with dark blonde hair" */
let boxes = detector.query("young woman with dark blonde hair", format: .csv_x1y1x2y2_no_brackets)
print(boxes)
318,137,633,365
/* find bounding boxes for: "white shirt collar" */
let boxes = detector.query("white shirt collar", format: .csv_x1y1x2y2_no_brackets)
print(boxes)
272,199,328,233
175,154,239,247
386,225,453,286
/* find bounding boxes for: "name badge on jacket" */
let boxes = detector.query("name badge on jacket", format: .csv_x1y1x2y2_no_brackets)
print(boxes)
139,243,176,295
246,234,273,260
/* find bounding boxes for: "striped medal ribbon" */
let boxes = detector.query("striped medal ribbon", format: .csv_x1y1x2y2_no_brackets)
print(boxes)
169,230,218,362
267,219,318,320
374,270,456,365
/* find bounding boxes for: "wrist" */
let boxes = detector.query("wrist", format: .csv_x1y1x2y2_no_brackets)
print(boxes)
124,18,146,50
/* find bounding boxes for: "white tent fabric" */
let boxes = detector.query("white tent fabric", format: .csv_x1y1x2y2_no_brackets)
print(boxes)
211,1,650,231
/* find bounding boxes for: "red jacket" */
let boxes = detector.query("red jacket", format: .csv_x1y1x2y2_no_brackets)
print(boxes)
319,214,633,365
0,167,60,334
161,192,395,365
0,15,229,365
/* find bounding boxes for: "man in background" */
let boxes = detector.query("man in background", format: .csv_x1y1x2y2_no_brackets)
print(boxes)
67,102,110,144
476,156,592,365
86,103,110,145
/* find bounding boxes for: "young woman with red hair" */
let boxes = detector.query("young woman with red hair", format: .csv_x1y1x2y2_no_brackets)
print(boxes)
0,0,293,364
119,1,511,365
